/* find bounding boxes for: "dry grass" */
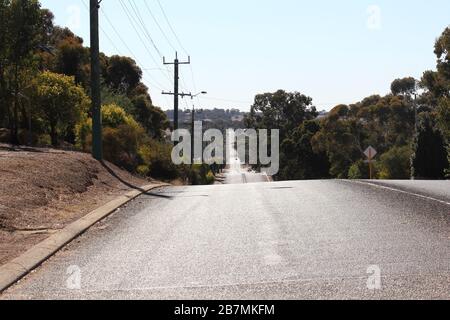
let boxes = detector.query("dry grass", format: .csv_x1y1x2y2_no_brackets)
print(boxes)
0,144,152,265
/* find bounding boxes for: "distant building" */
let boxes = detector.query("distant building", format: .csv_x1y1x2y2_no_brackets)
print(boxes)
231,115,244,122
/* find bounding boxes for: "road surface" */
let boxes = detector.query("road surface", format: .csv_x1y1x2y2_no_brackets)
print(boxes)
217,130,270,184
1,178,449,299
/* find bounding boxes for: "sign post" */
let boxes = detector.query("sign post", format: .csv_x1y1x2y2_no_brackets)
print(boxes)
364,146,377,180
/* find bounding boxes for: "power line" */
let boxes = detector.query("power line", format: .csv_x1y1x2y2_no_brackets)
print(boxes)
142,1,177,52
118,0,172,87
155,0,197,99
125,0,176,87
99,8,167,91
140,2,196,104
81,0,122,55
128,0,164,58
82,0,171,107
156,0,189,56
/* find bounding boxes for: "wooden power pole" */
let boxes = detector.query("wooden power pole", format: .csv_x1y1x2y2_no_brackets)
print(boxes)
162,52,191,133
90,0,103,160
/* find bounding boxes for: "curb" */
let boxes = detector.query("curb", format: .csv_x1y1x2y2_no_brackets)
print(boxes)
0,183,168,293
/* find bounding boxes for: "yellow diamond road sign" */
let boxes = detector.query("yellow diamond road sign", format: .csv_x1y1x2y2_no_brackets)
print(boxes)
364,146,377,160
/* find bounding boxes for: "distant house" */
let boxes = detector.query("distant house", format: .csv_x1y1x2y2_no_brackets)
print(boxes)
231,115,244,122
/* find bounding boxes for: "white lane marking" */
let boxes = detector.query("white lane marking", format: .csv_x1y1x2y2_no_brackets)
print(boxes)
350,181,450,206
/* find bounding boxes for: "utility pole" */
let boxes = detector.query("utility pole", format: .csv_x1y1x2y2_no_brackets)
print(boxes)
90,0,103,160
191,105,196,164
162,52,190,132
413,93,418,134
188,92,207,164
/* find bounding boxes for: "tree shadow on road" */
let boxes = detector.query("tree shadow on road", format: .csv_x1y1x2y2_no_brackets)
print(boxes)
100,161,173,200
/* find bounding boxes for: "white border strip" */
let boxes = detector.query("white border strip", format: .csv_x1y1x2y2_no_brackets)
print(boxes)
350,181,450,206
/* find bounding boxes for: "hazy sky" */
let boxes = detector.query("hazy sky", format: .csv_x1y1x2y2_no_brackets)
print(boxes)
40,0,450,111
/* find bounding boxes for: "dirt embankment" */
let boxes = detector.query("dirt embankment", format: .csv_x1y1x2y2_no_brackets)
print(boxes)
0,144,153,265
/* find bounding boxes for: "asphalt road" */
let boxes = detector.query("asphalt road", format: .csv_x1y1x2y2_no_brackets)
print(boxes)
222,140,270,184
1,178,449,300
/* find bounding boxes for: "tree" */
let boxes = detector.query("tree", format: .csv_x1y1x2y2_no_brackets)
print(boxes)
246,90,318,179
434,27,450,98
279,120,330,180
419,27,450,179
377,146,412,179
0,0,10,129
130,82,152,103
311,110,364,179
34,71,89,146
2,0,44,144
105,55,142,95
391,77,417,97
248,90,317,140
437,97,450,142
53,28,89,86
421,28,450,101
131,95,169,138
329,104,350,118
411,115,448,179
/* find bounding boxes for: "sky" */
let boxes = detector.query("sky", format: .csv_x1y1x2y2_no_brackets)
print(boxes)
39,0,450,112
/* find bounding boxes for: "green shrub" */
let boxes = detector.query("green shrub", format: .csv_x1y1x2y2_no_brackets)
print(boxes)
138,140,180,180
76,104,147,171
205,171,215,185
348,160,369,179
101,103,139,129
136,165,150,177
75,115,92,151
377,146,412,179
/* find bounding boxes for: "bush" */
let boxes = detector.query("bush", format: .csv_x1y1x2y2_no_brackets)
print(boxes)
185,164,216,185
102,124,146,171
205,171,215,185
348,160,369,179
136,165,150,177
76,104,147,171
76,104,144,152
75,116,92,151
138,141,179,180
101,103,139,129
377,146,412,179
